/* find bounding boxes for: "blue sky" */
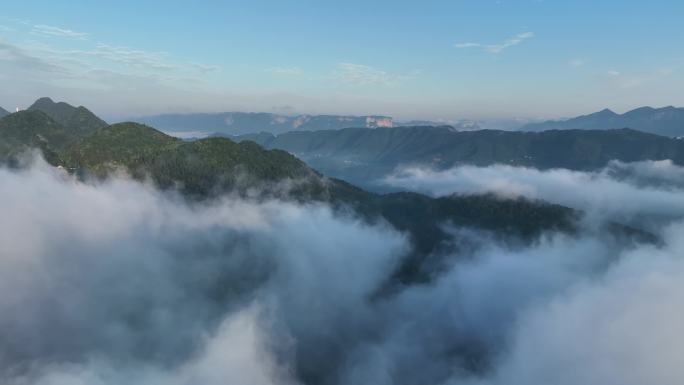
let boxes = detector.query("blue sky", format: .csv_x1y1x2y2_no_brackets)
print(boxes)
1,0,683,120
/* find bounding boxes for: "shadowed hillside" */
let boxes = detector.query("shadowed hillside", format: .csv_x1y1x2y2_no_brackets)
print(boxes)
232,126,684,188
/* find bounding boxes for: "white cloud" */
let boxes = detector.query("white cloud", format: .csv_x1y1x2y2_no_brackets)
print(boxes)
378,160,684,385
4,154,684,385
31,24,89,40
454,32,535,54
464,224,684,385
0,157,408,385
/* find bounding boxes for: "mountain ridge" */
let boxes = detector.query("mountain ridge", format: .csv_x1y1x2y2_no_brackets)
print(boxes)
230,125,684,188
28,97,108,135
520,105,684,136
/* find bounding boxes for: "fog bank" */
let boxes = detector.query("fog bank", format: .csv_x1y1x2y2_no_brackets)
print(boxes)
1,158,683,384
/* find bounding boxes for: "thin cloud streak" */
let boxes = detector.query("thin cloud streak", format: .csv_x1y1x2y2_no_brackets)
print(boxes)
31,24,89,40
455,32,535,54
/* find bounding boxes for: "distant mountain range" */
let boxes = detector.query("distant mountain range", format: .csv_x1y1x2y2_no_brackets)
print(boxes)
12,101,684,137
130,112,395,136
232,126,684,189
129,112,494,136
519,106,684,137
124,105,684,137
0,106,9,118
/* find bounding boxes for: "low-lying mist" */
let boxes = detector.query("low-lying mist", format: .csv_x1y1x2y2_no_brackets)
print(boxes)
2,157,684,385
383,160,684,230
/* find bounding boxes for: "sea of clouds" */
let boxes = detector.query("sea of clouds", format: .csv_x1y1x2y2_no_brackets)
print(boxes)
2,157,684,384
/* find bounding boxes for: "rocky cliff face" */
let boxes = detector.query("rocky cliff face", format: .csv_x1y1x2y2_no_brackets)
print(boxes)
366,116,393,128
